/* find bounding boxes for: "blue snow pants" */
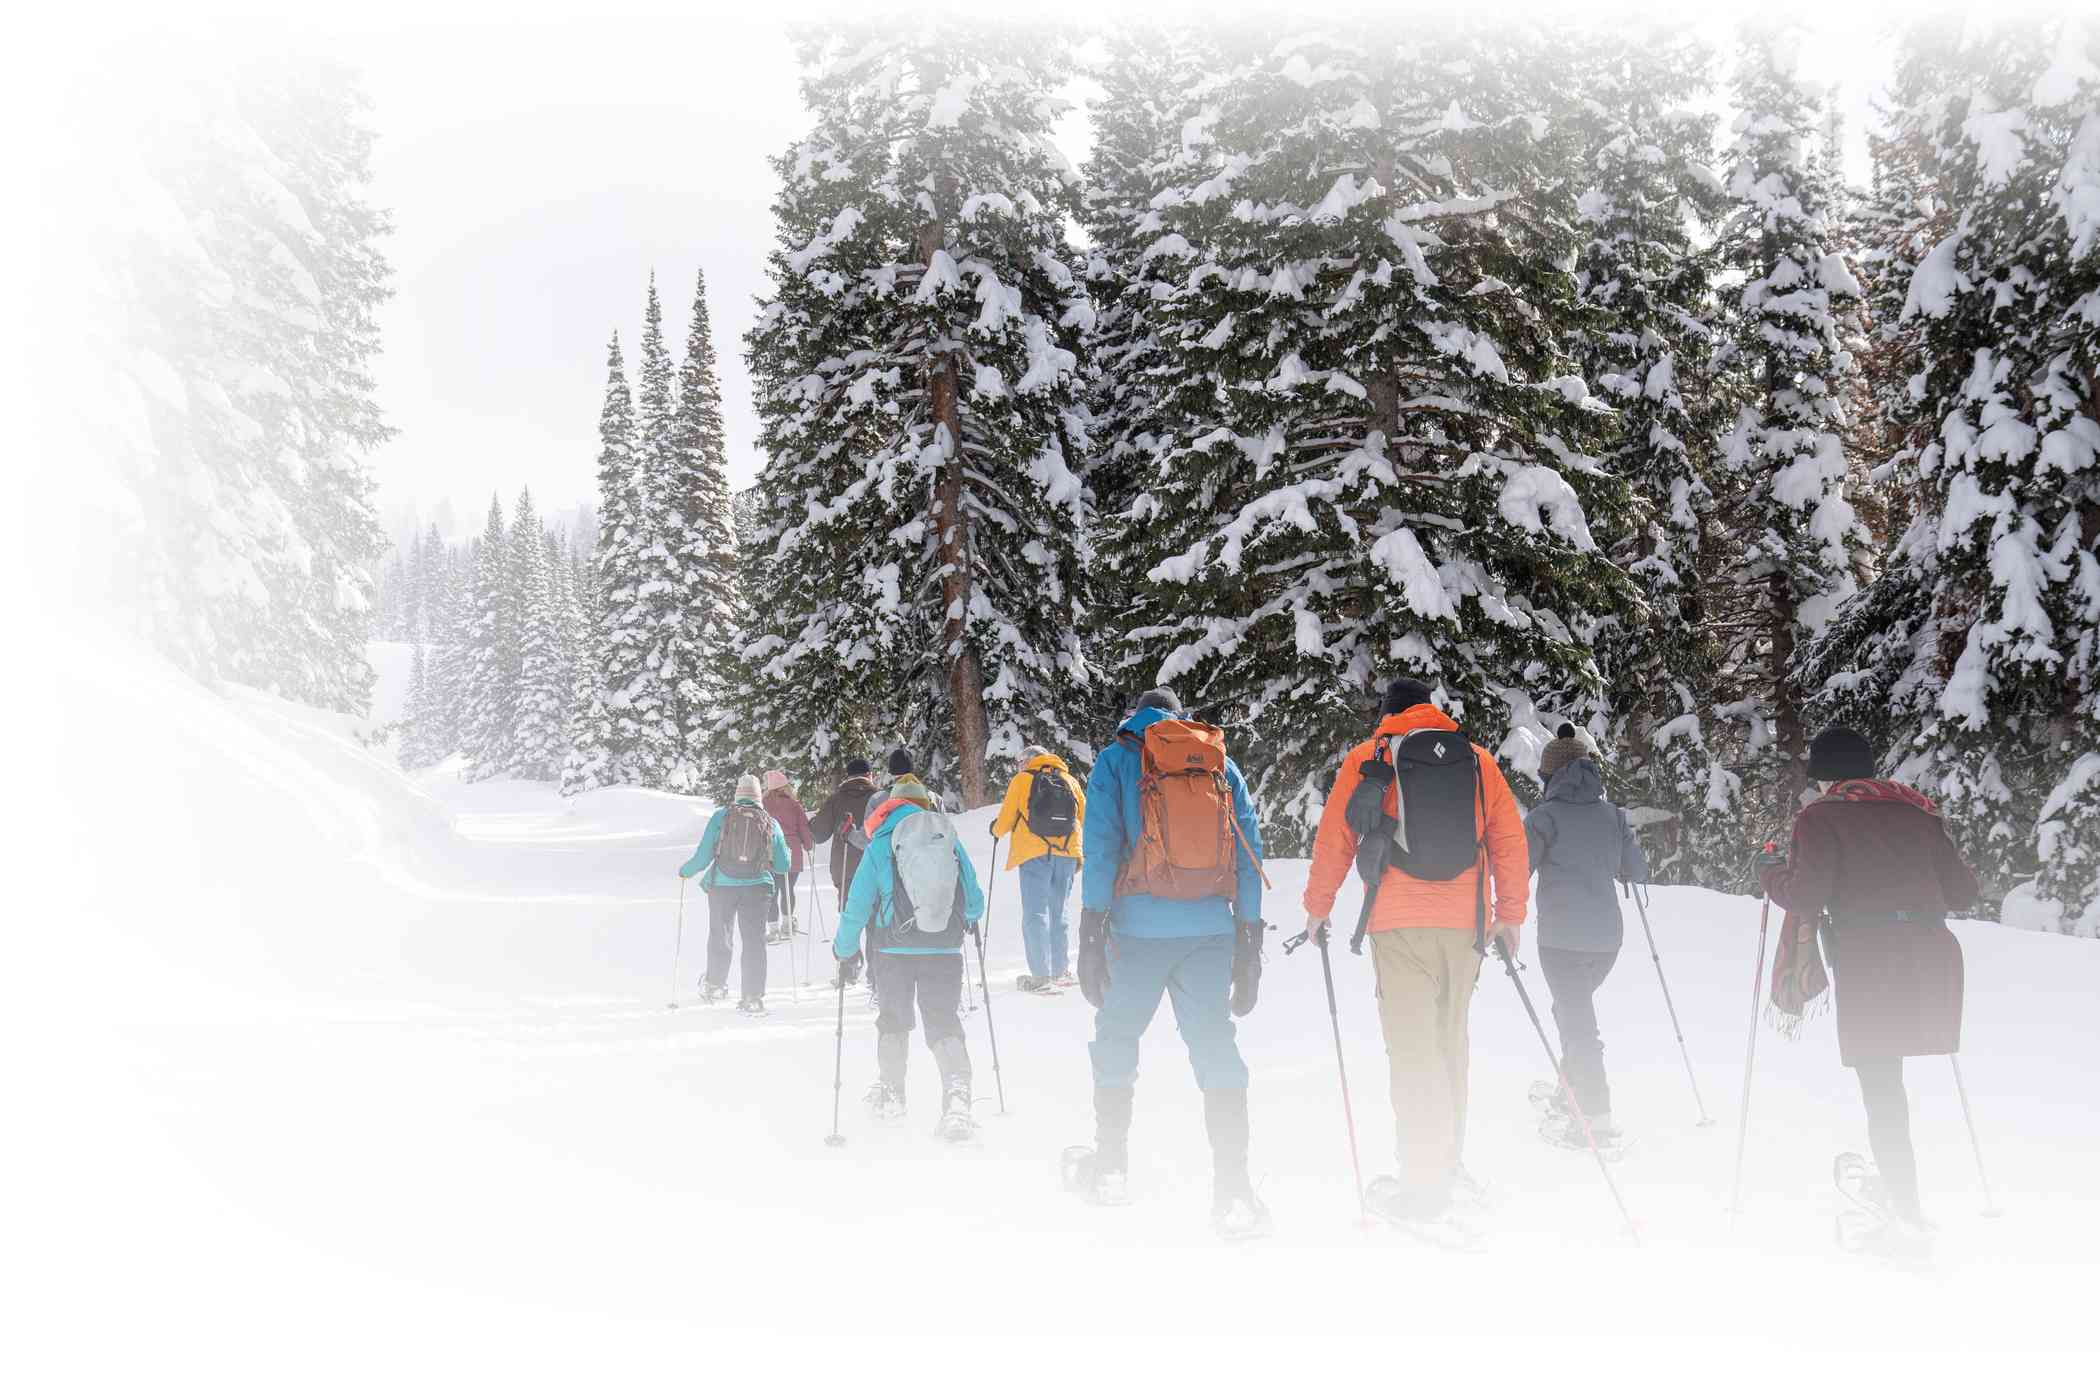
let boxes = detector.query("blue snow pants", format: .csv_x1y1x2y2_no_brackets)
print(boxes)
1017,854,1078,979
1087,933,1247,1092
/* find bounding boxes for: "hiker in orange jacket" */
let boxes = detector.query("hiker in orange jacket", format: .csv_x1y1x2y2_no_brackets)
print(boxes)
1302,677,1529,1226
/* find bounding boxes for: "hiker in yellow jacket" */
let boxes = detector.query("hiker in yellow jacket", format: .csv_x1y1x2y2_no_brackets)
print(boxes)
990,746,1085,992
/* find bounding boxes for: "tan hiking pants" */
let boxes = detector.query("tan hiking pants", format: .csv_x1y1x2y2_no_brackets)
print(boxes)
1370,926,1483,1195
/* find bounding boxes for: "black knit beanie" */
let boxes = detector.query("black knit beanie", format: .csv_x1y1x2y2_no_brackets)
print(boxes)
887,747,915,777
1383,676,1434,715
846,757,871,777
1806,727,1876,782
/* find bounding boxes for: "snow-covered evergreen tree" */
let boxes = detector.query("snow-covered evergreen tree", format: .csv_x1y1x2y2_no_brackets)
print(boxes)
399,643,444,769
103,60,392,711
563,331,670,794
1080,28,1222,722
665,268,743,792
1556,29,1747,882
509,490,568,781
1804,17,2100,930
1102,20,1631,846
736,22,1096,805
457,496,520,781
1712,23,1867,820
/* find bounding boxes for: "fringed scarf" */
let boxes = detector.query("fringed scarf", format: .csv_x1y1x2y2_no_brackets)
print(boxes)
1769,779,1940,1037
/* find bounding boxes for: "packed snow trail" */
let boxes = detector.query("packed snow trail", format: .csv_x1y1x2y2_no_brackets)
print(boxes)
23,632,2100,1396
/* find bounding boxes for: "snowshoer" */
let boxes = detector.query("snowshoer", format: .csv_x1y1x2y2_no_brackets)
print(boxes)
679,774,792,1014
990,745,1085,991
833,776,988,1139
1302,677,1529,1229
813,759,880,984
1759,726,1978,1251
1523,724,1649,1150
1072,687,1270,1238
763,769,817,940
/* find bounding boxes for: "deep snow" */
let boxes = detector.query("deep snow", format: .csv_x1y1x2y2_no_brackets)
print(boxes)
19,630,2100,1397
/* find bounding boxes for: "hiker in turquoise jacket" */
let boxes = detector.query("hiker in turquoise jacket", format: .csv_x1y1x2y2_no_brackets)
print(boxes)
833,777,986,1131
680,774,790,1013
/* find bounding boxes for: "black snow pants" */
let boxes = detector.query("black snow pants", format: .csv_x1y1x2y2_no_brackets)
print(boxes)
1541,946,1619,1119
1856,1057,1919,1215
705,883,770,1001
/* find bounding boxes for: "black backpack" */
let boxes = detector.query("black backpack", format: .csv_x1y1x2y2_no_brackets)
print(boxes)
1025,767,1079,849
714,803,773,879
1344,729,1484,882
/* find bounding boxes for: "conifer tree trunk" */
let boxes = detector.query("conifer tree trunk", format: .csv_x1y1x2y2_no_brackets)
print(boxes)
920,175,990,807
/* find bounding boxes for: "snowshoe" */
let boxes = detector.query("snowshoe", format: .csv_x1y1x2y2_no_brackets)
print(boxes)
863,1082,906,1120
1061,1147,1131,1207
1212,1184,1273,1242
1449,1166,1500,1216
1016,975,1063,995
736,998,767,1017
1538,1113,1628,1160
1363,1175,1484,1252
1834,1152,1932,1265
938,1079,978,1143
1053,972,1077,989
697,983,730,1006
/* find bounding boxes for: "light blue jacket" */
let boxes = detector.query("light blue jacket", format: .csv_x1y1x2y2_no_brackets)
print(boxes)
1080,706,1264,937
679,800,791,889
833,802,987,958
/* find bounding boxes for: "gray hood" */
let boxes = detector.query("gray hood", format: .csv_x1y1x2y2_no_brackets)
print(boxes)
1543,756,1606,805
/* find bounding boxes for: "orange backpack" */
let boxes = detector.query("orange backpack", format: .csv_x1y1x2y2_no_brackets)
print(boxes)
1113,718,1269,901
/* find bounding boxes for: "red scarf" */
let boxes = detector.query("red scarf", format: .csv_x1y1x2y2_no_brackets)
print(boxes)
1769,779,1939,1034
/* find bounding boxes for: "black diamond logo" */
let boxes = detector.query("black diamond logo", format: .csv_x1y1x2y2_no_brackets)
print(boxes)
1433,741,1447,758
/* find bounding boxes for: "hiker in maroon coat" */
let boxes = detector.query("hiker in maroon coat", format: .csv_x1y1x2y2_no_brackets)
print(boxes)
1759,726,1980,1226
762,770,818,938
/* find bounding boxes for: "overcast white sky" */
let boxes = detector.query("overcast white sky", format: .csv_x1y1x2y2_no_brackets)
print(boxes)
206,0,1923,535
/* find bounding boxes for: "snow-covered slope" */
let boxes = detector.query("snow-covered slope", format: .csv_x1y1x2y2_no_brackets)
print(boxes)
23,631,2100,1397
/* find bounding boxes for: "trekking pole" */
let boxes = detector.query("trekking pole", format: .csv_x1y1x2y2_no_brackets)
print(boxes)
1283,923,1368,1224
1949,1055,2003,1218
1730,856,1776,1225
971,922,1007,1114
1495,940,1642,1246
781,868,793,1003
666,877,687,1010
824,972,847,1147
1632,883,1713,1127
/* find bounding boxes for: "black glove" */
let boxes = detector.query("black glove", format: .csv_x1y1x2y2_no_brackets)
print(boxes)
1231,919,1264,1017
1077,908,1111,1009
840,951,864,982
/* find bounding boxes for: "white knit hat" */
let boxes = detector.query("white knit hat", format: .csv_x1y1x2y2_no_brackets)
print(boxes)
735,773,762,801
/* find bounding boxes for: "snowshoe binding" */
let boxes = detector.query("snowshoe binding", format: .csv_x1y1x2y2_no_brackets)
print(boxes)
697,983,730,1006
1538,1113,1628,1160
1363,1175,1484,1252
1834,1152,1932,1266
736,997,767,1017
863,1082,906,1120
1211,1182,1273,1242
1016,975,1063,995
1061,1147,1131,1207
938,1078,978,1143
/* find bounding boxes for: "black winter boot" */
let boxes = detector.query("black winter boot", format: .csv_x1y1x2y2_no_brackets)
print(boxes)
1205,1087,1269,1239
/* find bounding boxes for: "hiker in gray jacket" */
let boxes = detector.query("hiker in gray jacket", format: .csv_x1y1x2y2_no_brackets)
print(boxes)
1524,724,1649,1143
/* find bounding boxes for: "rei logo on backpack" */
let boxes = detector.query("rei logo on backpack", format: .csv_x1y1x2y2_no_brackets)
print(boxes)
1025,766,1079,849
887,809,965,948
1114,718,1267,901
1344,728,1484,882
715,803,775,880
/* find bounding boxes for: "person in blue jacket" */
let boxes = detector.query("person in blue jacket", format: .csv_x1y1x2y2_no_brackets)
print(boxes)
1071,687,1268,1237
834,778,987,1134
679,773,791,1014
